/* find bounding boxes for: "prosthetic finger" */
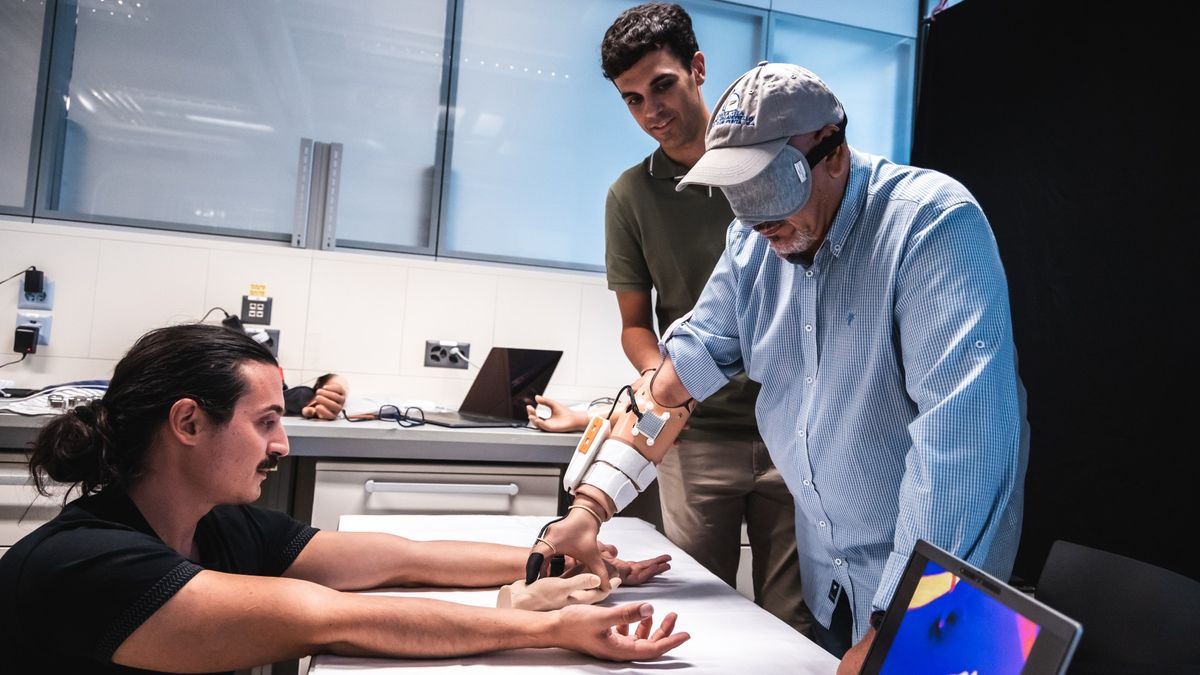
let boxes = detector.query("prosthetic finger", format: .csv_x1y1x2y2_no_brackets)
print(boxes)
549,554,566,577
525,552,545,585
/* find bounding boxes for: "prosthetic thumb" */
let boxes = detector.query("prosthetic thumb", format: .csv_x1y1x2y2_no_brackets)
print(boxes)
496,574,622,611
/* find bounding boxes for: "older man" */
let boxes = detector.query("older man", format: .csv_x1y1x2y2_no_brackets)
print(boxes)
535,62,1028,673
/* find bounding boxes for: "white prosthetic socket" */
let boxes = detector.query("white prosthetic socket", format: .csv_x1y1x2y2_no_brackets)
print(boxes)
563,378,693,512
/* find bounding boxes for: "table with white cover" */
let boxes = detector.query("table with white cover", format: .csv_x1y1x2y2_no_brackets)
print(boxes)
307,514,839,674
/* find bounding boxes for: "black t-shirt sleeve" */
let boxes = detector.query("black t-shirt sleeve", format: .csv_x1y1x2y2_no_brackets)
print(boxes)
13,525,203,664
199,505,319,576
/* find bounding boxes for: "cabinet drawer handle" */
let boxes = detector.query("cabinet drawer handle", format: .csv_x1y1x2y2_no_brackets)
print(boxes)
0,472,31,486
363,480,519,496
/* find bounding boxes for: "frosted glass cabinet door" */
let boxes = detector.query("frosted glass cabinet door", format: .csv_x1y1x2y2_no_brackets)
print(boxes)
440,0,765,271
771,14,915,163
39,0,448,247
0,0,49,214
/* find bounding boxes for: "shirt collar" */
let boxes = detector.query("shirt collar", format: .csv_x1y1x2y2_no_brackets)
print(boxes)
824,147,870,259
647,146,688,180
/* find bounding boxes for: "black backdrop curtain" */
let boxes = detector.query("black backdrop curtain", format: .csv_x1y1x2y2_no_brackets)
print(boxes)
912,0,1198,583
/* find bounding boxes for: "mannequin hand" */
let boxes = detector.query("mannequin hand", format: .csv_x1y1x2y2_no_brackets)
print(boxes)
302,375,348,420
526,395,589,433
497,573,621,611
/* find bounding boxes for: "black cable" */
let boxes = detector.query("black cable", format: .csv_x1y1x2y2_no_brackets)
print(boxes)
0,266,35,286
200,306,230,322
606,384,636,420
0,354,28,370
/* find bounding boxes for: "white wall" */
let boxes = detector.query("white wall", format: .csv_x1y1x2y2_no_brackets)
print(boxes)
0,218,632,407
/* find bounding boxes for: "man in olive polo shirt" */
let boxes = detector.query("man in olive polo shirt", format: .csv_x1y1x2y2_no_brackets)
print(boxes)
599,3,811,635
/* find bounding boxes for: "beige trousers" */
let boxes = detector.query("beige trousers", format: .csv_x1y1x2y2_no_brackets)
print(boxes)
657,438,813,635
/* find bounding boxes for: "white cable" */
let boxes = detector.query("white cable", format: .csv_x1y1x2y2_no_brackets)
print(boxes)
448,346,479,369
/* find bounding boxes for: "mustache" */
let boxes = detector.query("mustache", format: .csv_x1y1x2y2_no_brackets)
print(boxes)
258,454,282,473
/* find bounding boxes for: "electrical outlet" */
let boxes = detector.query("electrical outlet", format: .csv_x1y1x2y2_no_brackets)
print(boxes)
424,340,470,369
17,312,52,346
241,295,273,325
17,279,54,311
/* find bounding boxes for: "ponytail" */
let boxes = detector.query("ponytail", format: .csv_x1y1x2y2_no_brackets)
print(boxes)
29,399,133,498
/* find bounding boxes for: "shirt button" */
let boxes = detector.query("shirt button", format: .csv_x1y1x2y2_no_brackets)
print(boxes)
975,340,986,348
819,520,827,527
804,324,813,332
833,244,842,252
803,479,811,486
834,558,843,566
805,376,813,384
805,270,814,278
799,429,806,437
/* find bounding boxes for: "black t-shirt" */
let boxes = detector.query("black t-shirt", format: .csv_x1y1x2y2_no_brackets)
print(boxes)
0,488,318,674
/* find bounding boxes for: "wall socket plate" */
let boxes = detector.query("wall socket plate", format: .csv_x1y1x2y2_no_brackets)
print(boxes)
424,340,469,369
241,295,273,325
17,279,54,311
17,311,52,346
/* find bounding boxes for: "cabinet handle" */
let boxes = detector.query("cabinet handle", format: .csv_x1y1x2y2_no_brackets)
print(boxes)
0,472,31,486
363,480,519,496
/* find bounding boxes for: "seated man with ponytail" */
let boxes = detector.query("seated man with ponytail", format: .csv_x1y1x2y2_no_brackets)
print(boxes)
0,323,686,674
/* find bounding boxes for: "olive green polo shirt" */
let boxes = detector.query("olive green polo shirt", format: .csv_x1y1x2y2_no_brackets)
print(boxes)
605,146,760,441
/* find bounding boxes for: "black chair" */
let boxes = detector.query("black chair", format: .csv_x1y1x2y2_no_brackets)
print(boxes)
1036,539,1200,674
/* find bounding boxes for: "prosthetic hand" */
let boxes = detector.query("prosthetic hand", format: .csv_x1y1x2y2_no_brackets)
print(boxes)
524,372,694,587
496,574,621,611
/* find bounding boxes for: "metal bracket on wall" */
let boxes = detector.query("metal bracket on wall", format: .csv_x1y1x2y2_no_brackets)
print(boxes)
292,138,314,248
321,142,342,250
292,138,343,250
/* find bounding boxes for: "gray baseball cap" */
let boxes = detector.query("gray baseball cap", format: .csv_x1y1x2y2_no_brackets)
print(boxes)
677,62,845,222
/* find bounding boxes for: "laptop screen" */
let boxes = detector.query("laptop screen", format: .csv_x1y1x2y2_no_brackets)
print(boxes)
862,540,1081,675
458,347,562,420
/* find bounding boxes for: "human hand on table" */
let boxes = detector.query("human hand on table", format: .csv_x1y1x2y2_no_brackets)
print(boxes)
595,541,672,586
552,602,689,661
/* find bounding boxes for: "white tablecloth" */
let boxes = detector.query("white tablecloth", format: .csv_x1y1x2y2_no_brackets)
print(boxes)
308,514,838,674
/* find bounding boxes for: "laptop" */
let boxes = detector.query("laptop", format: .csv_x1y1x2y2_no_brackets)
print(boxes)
861,539,1082,675
422,347,562,428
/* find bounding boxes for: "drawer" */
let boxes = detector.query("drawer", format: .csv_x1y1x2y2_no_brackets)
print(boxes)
1,458,73,547
311,461,560,531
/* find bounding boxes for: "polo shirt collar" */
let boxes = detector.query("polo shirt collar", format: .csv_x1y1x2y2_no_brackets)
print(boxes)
647,146,688,180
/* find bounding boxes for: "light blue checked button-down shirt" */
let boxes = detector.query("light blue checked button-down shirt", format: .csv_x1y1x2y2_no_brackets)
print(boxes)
665,148,1029,642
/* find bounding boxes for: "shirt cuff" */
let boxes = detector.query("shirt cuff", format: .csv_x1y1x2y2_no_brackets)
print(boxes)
872,550,912,612
663,331,730,402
